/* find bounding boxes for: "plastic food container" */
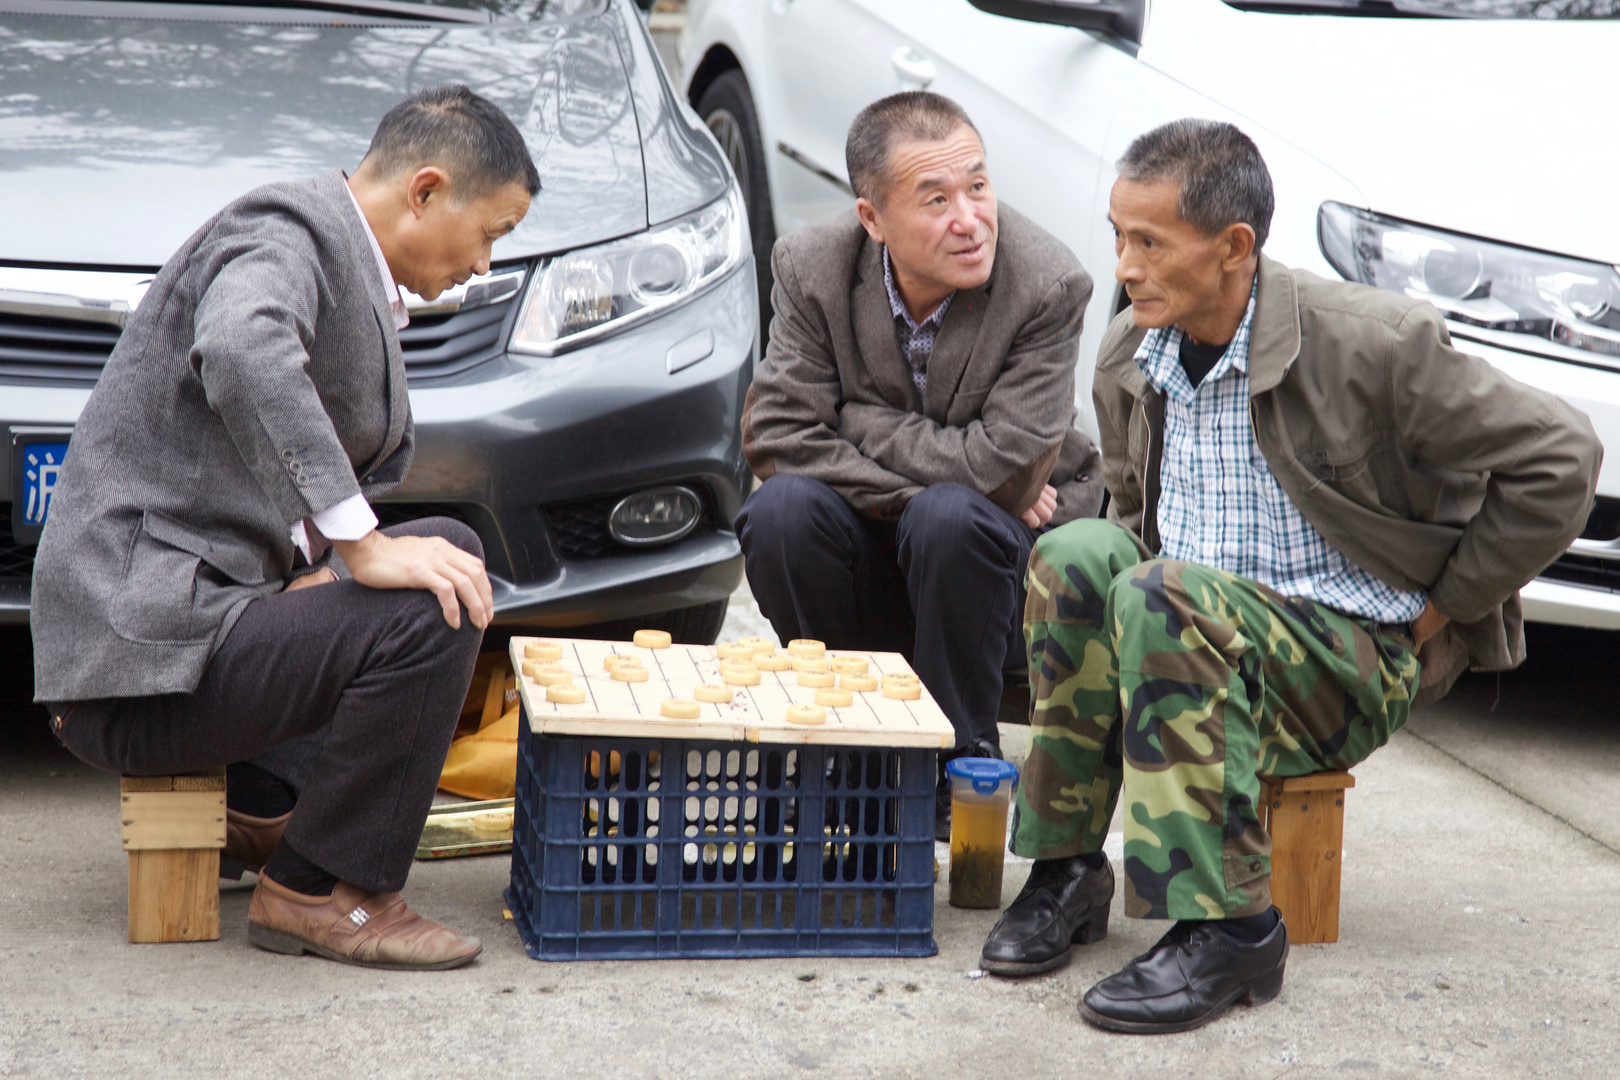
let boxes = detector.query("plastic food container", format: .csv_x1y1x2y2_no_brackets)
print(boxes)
945,757,1020,909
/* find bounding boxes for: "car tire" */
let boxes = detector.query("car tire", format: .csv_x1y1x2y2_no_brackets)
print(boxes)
698,69,776,352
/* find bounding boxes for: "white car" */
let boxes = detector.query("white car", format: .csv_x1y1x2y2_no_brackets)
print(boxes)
678,0,1620,630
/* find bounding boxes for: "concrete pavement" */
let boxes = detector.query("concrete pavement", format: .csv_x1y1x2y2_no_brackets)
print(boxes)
3,621,1619,1078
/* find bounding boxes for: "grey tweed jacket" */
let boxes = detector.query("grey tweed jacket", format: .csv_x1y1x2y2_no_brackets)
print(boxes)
32,169,413,702
742,204,1104,524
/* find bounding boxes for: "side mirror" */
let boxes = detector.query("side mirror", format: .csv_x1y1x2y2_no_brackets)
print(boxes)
967,0,1145,46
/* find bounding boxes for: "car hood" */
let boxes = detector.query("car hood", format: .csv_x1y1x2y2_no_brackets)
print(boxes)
0,4,720,267
1145,0,1620,265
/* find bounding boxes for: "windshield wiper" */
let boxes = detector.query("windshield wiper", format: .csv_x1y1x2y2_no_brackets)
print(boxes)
17,0,494,23
1225,0,1468,15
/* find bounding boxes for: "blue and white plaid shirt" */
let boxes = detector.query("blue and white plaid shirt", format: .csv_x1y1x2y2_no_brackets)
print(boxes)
1135,285,1428,625
883,246,952,400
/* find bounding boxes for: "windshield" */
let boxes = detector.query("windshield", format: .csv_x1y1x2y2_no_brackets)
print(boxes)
40,0,605,18
1224,0,1619,17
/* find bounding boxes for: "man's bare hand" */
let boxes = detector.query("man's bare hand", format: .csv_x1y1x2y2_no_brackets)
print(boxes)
1020,484,1059,530
333,530,493,630
1410,598,1450,650
283,567,337,593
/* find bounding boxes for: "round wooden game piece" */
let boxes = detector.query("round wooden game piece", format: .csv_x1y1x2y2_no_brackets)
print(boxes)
791,656,831,672
738,636,777,654
604,654,643,671
797,670,835,688
787,638,826,658
660,698,701,719
814,687,853,708
830,656,869,676
547,683,587,704
715,642,757,662
524,640,564,661
611,665,650,683
785,704,827,726
693,683,734,703
529,665,573,687
754,651,791,671
840,673,879,692
882,677,922,701
473,808,513,833
721,666,761,686
633,629,673,649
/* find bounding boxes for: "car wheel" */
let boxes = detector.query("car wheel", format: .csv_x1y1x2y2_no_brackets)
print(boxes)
698,69,775,351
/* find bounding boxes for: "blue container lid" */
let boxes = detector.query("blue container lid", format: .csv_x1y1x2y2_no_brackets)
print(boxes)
945,756,1020,796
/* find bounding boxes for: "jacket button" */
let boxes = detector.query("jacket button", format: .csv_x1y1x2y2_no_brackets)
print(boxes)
295,475,309,488
1250,861,1262,872
281,449,295,462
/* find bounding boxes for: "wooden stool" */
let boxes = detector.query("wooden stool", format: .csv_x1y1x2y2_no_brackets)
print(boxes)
1259,770,1355,945
119,769,226,943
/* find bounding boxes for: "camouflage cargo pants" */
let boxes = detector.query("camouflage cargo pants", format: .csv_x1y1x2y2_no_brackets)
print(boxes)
1010,519,1422,921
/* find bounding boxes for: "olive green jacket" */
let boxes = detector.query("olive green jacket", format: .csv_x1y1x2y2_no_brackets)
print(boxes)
1094,254,1603,706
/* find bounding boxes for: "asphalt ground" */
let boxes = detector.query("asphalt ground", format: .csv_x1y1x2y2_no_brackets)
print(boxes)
2,606,1618,1079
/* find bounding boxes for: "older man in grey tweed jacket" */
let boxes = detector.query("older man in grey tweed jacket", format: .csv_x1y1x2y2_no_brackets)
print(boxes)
736,92,1103,838
34,86,536,971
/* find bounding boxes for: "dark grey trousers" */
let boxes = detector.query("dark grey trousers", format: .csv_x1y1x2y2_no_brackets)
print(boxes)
52,518,484,892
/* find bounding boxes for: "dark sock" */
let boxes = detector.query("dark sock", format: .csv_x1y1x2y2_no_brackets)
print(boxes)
226,762,297,818
1209,907,1280,944
262,840,339,897
1077,851,1107,870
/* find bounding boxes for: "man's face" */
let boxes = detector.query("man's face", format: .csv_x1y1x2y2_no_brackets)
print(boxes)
859,126,997,297
1109,177,1230,332
392,172,531,300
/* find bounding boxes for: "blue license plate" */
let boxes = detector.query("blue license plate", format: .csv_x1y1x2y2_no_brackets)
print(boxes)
22,441,68,528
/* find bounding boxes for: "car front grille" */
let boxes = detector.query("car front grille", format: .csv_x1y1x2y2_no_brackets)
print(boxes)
0,505,37,581
0,313,125,384
0,264,528,385
1538,552,1620,592
1579,495,1620,542
543,489,717,562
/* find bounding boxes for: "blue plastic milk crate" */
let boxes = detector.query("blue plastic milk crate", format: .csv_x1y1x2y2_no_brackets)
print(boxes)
504,703,940,961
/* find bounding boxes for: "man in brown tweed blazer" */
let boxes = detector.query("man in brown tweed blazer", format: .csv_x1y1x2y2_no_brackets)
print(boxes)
735,92,1104,836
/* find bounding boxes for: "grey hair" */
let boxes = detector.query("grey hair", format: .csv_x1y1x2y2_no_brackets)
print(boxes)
845,91,980,205
1118,120,1273,250
362,84,540,202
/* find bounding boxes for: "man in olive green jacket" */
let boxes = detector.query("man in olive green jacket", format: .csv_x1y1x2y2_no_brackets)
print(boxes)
978,119,1601,1035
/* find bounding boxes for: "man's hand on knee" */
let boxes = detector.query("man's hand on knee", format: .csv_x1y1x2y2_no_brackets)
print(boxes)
283,567,338,593
334,531,494,630
1020,484,1058,529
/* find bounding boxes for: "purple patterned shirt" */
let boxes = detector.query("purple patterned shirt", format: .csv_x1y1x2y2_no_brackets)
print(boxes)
882,246,953,401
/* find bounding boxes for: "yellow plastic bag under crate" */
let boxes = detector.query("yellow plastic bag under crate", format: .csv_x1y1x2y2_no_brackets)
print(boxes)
438,651,521,801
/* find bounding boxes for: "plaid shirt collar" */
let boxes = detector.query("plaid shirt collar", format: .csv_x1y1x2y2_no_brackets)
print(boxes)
882,246,953,334
1133,279,1258,402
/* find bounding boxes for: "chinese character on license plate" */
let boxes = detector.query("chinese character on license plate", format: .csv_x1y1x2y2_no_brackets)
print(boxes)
23,442,69,528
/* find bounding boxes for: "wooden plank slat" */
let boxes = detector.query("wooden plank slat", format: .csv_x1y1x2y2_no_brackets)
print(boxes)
1261,778,1349,945
120,791,227,850
508,637,955,749
120,768,226,793
127,849,220,943
1261,771,1355,793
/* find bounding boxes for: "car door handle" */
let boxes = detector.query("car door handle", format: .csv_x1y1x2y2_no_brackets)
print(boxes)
891,46,936,90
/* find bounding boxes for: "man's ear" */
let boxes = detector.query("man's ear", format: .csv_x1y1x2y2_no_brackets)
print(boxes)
406,166,451,220
1220,222,1257,272
855,197,885,245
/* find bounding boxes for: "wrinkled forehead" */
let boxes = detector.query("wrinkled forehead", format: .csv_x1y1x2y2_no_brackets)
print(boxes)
887,128,988,194
1108,176,1184,229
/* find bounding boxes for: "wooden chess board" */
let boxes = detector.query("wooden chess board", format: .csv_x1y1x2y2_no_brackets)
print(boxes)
508,636,955,748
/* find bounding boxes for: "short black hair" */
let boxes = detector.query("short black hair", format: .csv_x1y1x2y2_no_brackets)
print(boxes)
1118,119,1273,250
362,84,540,201
844,91,980,205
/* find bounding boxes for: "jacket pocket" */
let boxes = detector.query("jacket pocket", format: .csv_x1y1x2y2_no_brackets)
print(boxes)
108,512,265,645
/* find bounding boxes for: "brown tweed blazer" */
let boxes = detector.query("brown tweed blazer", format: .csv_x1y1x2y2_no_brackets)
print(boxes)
742,204,1104,523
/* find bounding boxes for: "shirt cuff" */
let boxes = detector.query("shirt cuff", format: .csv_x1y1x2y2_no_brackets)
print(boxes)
311,492,378,541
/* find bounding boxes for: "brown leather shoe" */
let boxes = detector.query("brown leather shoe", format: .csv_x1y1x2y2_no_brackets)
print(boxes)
247,876,483,971
221,809,292,879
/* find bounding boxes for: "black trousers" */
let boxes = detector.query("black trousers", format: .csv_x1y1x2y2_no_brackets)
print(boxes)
735,476,1035,750
52,518,483,893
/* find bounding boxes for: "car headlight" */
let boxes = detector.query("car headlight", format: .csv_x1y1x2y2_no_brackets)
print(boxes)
510,187,748,356
1318,202,1620,360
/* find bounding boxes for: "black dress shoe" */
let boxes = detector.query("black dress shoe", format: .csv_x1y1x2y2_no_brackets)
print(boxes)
1078,910,1289,1034
979,854,1113,976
